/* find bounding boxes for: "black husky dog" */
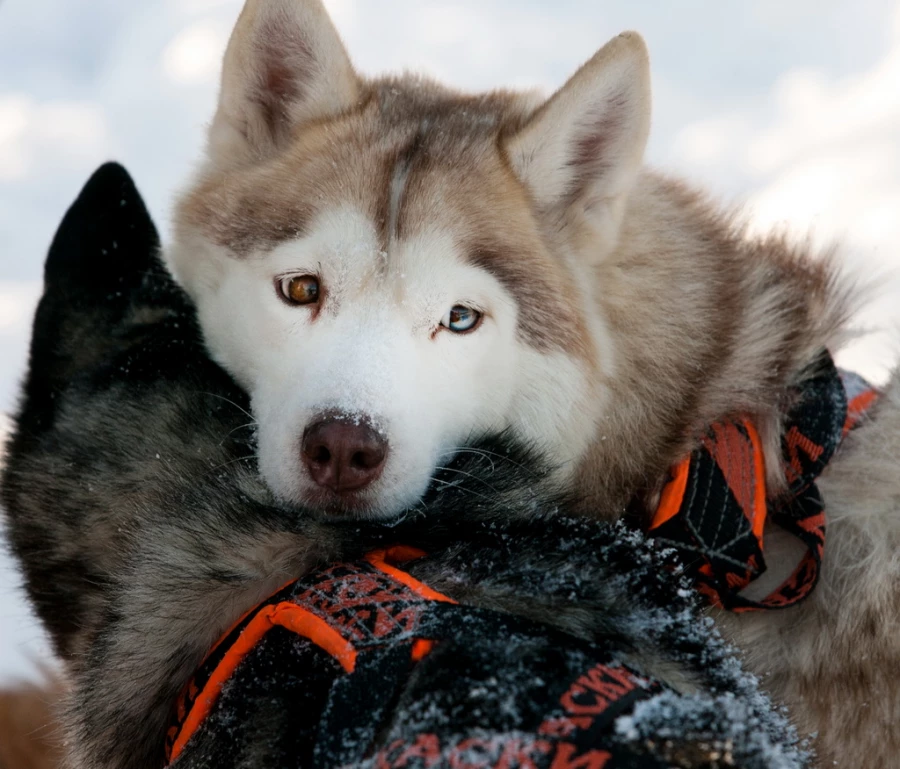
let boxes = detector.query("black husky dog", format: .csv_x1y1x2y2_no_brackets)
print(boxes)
1,165,806,769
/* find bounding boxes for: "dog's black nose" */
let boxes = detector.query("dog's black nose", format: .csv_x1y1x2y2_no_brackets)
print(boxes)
301,417,388,494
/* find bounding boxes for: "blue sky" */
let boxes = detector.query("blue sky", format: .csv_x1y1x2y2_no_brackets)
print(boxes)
1,0,899,680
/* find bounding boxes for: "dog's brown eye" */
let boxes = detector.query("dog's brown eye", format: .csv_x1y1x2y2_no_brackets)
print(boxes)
440,305,482,334
279,275,320,306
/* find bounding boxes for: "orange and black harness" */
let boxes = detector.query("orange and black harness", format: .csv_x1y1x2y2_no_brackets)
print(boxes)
166,547,669,769
648,353,878,612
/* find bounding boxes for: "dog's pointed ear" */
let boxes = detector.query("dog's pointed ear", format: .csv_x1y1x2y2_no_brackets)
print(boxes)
208,0,359,169
504,33,651,243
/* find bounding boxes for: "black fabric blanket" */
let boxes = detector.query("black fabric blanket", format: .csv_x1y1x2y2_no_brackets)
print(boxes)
1,164,808,769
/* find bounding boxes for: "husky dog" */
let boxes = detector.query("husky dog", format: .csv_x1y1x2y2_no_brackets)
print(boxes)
0,164,807,769
160,1,900,766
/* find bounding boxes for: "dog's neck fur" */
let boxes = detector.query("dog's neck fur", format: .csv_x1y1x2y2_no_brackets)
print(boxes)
571,171,852,518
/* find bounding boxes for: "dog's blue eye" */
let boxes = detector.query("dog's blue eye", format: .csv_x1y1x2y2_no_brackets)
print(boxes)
441,305,482,334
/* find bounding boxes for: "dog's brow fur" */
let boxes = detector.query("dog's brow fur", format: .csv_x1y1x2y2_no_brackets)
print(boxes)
467,243,594,357
178,81,531,252
178,167,316,255
387,127,423,243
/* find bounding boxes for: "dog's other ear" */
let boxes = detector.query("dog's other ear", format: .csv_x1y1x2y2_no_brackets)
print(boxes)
504,33,651,252
16,162,190,439
43,162,159,295
209,0,359,169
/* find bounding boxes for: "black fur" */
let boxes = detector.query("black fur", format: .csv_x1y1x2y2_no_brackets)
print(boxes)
1,165,807,768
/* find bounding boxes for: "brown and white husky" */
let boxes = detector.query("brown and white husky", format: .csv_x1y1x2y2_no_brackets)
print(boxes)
141,0,900,765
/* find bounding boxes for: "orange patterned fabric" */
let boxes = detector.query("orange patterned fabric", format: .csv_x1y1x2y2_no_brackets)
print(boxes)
649,355,877,612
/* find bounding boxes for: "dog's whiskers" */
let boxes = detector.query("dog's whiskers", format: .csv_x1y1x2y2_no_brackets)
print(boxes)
223,421,259,440
440,447,497,474
432,466,503,501
207,454,258,474
439,446,546,480
197,392,254,421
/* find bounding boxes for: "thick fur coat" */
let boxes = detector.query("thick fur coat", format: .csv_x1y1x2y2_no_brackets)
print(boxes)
0,165,808,769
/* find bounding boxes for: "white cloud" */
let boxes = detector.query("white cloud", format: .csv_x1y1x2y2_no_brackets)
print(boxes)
162,19,231,86
0,282,40,333
0,95,111,182
172,0,237,13
0,97,31,180
749,144,900,246
743,21,900,384
322,0,359,35
672,114,753,169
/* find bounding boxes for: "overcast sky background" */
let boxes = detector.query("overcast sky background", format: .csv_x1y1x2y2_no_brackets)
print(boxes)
2,0,900,681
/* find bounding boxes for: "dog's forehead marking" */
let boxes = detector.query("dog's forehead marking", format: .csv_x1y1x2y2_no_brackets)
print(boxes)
387,129,423,246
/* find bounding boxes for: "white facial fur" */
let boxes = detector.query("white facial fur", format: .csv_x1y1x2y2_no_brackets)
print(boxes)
171,205,596,519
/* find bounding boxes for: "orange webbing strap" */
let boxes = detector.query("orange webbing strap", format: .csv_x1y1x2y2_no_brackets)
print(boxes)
649,457,690,531
844,388,879,435
169,602,353,761
364,547,457,662
648,418,769,607
650,419,767,543
364,547,455,603
166,547,456,764
647,416,787,610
